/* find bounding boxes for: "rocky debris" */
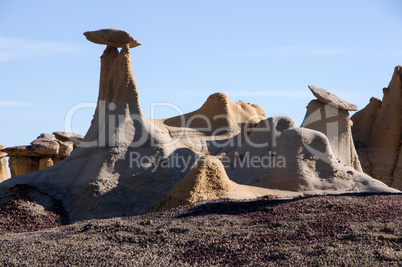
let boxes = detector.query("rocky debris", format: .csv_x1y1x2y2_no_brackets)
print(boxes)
0,184,67,234
0,145,9,181
1,132,82,177
308,85,358,111
83,29,141,48
0,29,397,223
302,87,362,172
0,194,400,265
351,66,402,190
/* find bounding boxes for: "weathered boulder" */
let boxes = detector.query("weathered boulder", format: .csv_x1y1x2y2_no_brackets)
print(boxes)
58,141,74,158
301,87,362,172
53,131,84,146
30,140,60,156
351,66,402,189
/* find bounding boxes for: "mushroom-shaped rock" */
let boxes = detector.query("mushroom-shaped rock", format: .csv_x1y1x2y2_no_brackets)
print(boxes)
301,99,362,172
308,85,358,111
83,29,141,48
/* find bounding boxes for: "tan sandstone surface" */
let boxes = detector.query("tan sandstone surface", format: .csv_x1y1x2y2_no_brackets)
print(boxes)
0,145,9,181
0,29,398,223
351,66,402,190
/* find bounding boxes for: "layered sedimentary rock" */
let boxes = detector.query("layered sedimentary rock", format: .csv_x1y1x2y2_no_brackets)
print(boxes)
0,146,9,181
2,132,83,177
351,66,402,190
0,29,397,222
301,86,362,172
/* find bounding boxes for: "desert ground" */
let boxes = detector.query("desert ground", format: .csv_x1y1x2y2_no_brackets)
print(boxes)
0,191,400,266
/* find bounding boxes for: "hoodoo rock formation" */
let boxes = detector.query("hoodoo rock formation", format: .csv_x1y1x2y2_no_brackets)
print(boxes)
351,66,402,190
0,29,398,222
301,85,362,172
2,132,83,177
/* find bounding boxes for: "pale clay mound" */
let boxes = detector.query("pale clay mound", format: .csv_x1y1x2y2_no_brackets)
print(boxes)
0,29,398,222
351,66,402,190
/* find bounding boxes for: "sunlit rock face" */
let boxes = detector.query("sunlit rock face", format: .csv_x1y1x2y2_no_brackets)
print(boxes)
351,66,402,190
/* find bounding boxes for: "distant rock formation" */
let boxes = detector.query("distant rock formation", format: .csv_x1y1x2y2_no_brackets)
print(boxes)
351,66,402,190
301,85,362,172
2,132,83,177
0,145,9,181
0,29,397,222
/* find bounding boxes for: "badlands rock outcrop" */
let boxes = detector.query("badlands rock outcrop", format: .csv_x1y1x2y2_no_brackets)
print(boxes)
2,132,83,177
351,66,402,190
0,29,398,222
301,85,362,172
0,146,9,181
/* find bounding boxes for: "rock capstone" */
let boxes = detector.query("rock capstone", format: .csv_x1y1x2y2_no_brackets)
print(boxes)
308,85,358,111
83,29,141,48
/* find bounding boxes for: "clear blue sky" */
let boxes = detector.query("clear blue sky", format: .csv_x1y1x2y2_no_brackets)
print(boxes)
1,0,401,148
